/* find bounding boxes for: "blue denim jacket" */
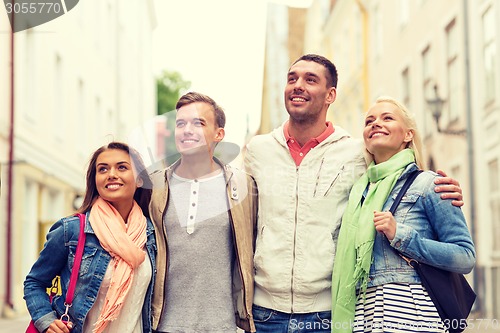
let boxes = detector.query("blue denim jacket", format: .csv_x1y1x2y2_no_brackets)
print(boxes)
24,213,157,333
366,163,476,288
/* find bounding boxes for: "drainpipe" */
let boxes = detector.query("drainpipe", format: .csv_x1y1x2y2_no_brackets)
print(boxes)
5,2,15,312
462,0,479,314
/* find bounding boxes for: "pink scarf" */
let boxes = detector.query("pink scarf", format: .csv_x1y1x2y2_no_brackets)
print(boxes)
89,197,147,333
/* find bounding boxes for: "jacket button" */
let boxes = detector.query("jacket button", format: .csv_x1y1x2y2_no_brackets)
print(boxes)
395,241,401,247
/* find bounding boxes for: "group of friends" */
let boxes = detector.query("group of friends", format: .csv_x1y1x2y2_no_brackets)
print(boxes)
23,54,476,333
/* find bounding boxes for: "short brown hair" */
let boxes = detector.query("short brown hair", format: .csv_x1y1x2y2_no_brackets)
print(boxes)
291,54,338,88
176,91,226,128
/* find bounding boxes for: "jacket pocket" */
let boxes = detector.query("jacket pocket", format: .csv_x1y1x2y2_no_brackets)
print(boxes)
252,305,274,323
391,192,420,222
314,165,345,198
68,246,98,276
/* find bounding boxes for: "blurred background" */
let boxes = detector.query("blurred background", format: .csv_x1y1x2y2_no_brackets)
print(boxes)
1,0,499,330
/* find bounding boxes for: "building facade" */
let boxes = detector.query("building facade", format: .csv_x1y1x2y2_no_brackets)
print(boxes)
0,0,156,316
257,2,307,136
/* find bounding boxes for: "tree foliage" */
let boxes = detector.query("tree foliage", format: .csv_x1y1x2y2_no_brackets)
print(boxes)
156,70,190,164
156,70,191,115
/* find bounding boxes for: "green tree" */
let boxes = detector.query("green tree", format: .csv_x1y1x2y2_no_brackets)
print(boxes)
156,70,191,164
156,70,191,115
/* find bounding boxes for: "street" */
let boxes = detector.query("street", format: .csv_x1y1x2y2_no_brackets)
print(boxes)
0,315,498,332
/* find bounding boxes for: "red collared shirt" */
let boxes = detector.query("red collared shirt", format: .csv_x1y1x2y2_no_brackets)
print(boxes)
284,121,335,166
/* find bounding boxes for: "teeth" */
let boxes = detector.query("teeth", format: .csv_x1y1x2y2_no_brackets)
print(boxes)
292,97,306,102
107,184,121,189
183,140,198,143
371,133,386,138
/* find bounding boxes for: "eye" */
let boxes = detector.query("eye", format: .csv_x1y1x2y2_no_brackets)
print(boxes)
306,77,317,83
365,119,373,126
194,120,204,127
118,165,128,171
176,121,185,128
287,76,297,83
384,115,394,121
97,166,108,173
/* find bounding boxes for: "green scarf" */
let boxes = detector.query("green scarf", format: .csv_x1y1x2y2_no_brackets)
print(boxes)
331,149,415,332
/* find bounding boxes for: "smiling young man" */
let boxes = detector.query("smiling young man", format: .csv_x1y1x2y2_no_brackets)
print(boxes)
244,54,465,333
149,92,258,333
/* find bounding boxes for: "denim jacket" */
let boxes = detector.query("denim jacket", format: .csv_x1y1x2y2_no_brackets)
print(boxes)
24,212,157,333
366,163,476,289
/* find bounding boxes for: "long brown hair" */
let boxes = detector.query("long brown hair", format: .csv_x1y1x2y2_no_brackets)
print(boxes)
77,142,152,218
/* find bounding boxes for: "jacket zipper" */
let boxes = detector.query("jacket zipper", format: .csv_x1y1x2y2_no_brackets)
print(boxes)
324,165,344,196
158,190,170,325
228,171,252,321
230,213,248,318
291,166,300,313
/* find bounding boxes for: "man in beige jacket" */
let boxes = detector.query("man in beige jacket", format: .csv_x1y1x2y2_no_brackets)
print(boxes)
244,54,464,333
149,92,257,333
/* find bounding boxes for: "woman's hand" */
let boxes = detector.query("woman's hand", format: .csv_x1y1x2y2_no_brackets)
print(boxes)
45,319,73,333
373,210,397,241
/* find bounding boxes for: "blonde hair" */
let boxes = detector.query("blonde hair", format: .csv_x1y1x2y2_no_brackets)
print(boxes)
369,96,426,169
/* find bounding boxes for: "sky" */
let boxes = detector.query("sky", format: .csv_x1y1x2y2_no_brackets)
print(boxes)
152,0,269,147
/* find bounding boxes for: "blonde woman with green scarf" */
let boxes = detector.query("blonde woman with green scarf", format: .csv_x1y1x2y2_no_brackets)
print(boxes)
331,97,475,332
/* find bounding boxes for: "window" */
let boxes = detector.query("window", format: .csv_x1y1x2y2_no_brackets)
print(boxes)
401,67,410,108
77,79,87,157
24,30,37,122
422,46,433,136
373,4,383,58
22,180,38,274
54,55,65,141
482,6,497,104
95,97,102,144
446,19,460,121
400,0,410,26
489,159,500,252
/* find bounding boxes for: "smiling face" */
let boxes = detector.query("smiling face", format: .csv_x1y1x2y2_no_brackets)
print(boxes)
95,149,139,210
174,101,224,157
284,60,336,125
363,101,414,164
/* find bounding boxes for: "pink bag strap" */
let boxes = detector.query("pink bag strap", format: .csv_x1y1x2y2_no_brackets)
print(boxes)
65,213,86,305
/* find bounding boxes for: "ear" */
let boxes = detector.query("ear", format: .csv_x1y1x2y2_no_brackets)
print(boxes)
214,127,225,143
404,129,414,143
326,87,337,105
136,177,144,188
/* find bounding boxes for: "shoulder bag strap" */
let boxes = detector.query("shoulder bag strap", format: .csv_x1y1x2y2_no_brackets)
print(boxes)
65,213,86,305
388,169,422,266
389,169,423,214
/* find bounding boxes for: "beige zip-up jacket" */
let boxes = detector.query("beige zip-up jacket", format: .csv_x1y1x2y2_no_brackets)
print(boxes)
245,124,368,314
149,158,258,332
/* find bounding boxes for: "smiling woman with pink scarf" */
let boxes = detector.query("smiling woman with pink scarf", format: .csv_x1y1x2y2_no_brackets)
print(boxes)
24,142,157,333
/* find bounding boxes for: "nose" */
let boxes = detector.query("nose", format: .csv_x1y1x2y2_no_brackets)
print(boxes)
292,78,305,92
371,117,382,127
184,122,194,134
108,167,118,179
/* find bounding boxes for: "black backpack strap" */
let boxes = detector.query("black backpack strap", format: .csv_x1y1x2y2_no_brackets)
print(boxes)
389,169,423,214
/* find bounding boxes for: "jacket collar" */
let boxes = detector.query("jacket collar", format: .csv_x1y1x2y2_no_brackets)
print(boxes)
164,156,234,186
271,120,353,148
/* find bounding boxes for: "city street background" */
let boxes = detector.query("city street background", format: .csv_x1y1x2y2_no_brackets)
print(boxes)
2,0,500,329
